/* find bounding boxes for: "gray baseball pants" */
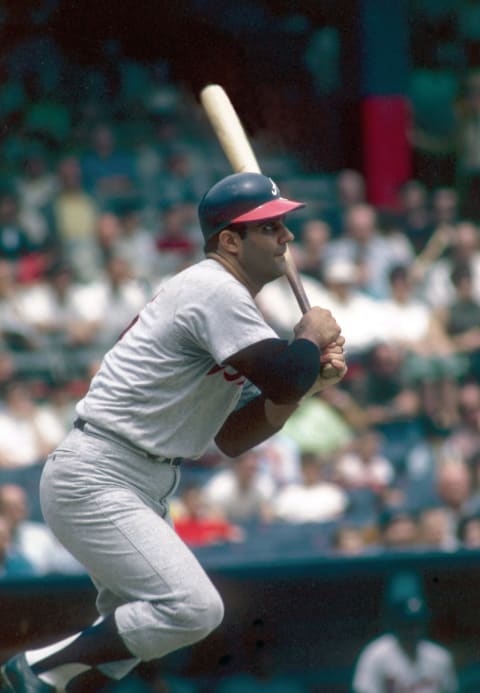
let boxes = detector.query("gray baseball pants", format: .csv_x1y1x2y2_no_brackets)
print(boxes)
39,426,224,666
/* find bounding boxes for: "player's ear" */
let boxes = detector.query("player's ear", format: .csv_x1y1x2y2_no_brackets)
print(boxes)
218,227,242,255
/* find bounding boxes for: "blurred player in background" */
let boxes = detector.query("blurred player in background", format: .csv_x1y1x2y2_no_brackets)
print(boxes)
352,570,458,693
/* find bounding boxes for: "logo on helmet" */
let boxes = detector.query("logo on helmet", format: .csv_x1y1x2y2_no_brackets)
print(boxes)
269,178,279,197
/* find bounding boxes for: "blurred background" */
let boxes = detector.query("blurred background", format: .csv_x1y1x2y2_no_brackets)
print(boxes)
2,0,480,691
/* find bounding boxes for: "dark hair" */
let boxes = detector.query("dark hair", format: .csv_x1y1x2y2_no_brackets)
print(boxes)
379,506,417,530
457,512,480,542
388,264,409,284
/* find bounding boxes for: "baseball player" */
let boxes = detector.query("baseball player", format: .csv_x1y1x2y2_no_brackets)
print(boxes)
0,172,347,693
352,571,458,693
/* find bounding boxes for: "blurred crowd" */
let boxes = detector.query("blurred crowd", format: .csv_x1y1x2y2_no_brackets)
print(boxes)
2,33,480,582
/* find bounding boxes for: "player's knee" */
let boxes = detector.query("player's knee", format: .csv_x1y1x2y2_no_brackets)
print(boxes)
177,585,225,640
140,585,224,659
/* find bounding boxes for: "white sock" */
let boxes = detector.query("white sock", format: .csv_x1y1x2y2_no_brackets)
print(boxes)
25,633,82,667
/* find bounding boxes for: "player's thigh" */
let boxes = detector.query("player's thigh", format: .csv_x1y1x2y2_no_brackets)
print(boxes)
47,482,214,605
40,445,213,608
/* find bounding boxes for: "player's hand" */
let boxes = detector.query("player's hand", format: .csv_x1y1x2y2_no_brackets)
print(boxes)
294,307,341,349
303,335,347,398
321,335,346,372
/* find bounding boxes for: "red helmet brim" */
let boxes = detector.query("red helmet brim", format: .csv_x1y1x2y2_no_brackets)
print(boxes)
230,197,305,224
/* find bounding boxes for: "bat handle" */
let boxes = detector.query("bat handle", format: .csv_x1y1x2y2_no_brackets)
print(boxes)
284,249,311,314
284,247,339,379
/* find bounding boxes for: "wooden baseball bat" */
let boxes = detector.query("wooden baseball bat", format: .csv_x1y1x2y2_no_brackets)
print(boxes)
200,84,310,309
200,83,337,377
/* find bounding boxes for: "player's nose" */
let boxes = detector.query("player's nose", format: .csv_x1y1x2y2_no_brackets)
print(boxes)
278,223,294,244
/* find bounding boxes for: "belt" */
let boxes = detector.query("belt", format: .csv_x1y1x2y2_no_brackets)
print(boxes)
73,418,182,467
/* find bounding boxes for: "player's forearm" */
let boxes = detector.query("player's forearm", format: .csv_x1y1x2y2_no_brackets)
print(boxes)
226,338,321,404
215,395,298,457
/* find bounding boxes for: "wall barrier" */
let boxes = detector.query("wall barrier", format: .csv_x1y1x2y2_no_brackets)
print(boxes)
1,548,480,690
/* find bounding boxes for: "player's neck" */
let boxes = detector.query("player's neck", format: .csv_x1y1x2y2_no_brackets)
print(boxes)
207,251,260,296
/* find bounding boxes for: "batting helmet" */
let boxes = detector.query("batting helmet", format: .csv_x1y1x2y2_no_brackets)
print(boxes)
198,172,305,241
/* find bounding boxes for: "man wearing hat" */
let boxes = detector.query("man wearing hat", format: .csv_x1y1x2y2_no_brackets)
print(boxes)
352,571,458,692
1,173,346,692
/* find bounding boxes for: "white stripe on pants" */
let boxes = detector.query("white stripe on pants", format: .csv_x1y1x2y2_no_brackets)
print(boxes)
40,428,224,663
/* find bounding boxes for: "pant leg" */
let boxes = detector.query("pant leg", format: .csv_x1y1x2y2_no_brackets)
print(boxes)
40,430,224,662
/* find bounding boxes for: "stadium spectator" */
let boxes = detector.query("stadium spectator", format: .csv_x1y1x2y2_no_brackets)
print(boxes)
112,199,157,285
321,168,367,238
172,484,244,548
418,220,480,309
0,483,84,575
155,203,199,278
379,263,463,429
294,218,332,279
43,378,78,430
16,145,58,214
457,512,480,549
333,428,395,494
253,433,302,489
202,450,275,526
319,258,383,361
50,155,100,282
69,253,149,353
377,507,419,552
0,380,65,470
324,202,414,299
94,210,123,263
333,427,394,525
438,262,480,380
13,260,99,350
281,387,355,457
0,352,17,391
0,514,35,579
156,144,211,210
80,122,137,205
0,259,38,351
465,451,480,511
271,451,348,524
0,190,35,262
331,524,370,556
15,145,58,251
417,505,458,551
441,381,480,466
352,341,425,471
396,179,434,254
431,186,459,228
434,459,476,541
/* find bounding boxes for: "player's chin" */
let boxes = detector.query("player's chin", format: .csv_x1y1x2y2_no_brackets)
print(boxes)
274,255,287,274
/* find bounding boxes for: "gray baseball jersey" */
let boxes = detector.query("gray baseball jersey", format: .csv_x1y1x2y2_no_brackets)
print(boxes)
76,258,277,459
